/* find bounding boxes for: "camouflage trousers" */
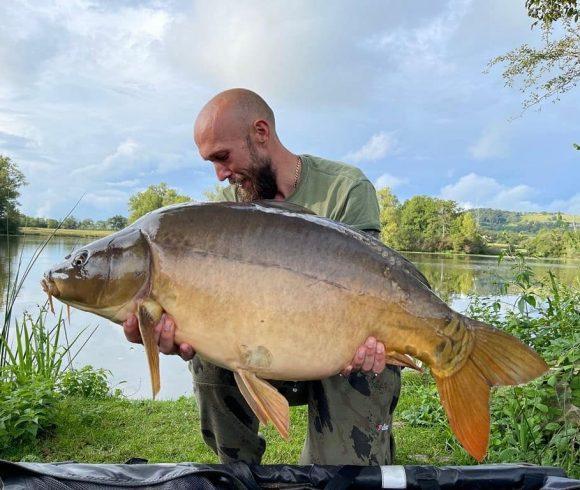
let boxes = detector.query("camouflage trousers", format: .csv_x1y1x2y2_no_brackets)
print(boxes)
189,356,401,465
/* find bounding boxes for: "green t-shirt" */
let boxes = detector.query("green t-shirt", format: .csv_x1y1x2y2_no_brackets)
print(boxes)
217,154,380,232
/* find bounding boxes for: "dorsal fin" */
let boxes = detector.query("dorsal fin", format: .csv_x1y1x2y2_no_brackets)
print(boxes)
254,200,316,215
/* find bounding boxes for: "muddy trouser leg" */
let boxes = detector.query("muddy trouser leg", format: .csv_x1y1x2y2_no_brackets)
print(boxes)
299,365,401,465
191,355,400,465
190,356,266,464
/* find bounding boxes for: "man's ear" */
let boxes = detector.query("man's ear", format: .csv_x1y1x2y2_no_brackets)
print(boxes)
253,119,271,144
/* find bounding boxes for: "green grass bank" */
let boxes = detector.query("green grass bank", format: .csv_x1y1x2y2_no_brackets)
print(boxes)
0,374,465,467
18,227,111,238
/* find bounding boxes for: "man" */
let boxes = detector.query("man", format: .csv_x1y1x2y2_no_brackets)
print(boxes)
123,88,401,466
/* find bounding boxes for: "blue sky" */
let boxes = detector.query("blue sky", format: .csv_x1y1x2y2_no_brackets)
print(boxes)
1,0,578,220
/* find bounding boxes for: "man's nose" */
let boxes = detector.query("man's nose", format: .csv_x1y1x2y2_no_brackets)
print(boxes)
214,163,232,181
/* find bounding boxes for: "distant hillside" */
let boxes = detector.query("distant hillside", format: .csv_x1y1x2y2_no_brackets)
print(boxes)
468,208,579,234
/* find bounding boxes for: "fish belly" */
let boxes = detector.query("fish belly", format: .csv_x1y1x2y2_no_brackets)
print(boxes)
153,254,387,380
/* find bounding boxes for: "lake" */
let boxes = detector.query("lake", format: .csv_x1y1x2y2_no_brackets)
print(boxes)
1,235,578,399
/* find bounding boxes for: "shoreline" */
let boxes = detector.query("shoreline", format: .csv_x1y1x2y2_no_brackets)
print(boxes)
400,250,580,261
13,227,112,238
4,229,578,260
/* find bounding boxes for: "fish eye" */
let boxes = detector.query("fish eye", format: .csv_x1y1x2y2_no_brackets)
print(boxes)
72,250,89,267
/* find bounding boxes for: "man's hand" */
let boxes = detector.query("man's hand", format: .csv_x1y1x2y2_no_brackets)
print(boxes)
341,336,386,377
123,313,195,361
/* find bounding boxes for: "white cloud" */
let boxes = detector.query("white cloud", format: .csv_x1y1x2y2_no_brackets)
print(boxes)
84,189,130,211
107,179,140,188
375,173,408,190
440,173,540,211
0,2,175,101
547,193,580,215
469,124,509,160
103,139,138,167
366,0,472,75
443,176,580,214
344,132,396,163
162,1,391,108
73,138,139,177
0,112,41,147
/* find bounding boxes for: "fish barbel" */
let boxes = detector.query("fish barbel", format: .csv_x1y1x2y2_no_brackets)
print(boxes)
41,201,547,461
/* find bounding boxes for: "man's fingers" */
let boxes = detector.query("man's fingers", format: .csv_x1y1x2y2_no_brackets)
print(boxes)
153,314,165,346
158,315,177,355
372,342,386,374
179,343,195,361
361,337,376,372
352,345,366,371
123,315,142,344
343,337,388,376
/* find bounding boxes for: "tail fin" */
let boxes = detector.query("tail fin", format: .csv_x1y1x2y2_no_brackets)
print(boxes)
433,317,548,461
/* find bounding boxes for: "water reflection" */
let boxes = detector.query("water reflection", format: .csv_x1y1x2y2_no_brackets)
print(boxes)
0,236,23,310
403,252,579,302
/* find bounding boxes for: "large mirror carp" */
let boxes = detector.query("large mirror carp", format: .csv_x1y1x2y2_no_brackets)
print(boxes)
42,201,547,461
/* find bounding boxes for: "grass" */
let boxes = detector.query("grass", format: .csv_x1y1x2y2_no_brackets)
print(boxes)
19,227,111,238
520,212,579,224
0,373,462,465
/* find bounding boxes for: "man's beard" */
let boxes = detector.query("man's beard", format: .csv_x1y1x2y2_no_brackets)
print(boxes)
231,138,278,202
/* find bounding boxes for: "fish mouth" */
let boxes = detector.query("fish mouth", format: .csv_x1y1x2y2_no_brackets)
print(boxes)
41,277,60,298
41,276,61,314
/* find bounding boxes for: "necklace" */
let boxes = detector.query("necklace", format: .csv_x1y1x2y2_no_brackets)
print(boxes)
294,155,302,189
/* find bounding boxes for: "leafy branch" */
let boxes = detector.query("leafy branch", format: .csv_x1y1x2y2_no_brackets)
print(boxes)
487,18,580,113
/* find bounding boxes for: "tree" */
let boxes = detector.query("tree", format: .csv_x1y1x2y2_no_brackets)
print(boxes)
0,155,27,234
525,228,580,257
128,183,191,223
436,200,459,243
488,0,579,117
62,216,79,229
451,213,485,254
376,187,400,247
46,218,59,229
397,196,454,251
80,218,95,230
396,196,471,252
525,0,578,26
108,215,128,231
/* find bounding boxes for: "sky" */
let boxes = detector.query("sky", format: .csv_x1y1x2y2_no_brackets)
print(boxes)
1,0,578,220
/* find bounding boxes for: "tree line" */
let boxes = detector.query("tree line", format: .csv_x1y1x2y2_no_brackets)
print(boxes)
19,215,128,232
377,188,579,257
377,188,485,254
472,208,577,234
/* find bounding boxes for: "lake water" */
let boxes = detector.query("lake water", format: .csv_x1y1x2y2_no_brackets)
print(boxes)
1,235,578,399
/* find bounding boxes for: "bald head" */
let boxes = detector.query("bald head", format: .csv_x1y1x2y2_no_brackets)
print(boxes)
194,88,276,145
194,89,297,201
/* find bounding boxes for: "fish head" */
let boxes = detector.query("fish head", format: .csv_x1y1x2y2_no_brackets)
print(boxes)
41,227,150,321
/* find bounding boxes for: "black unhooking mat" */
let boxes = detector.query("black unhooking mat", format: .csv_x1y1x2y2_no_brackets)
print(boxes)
0,459,577,489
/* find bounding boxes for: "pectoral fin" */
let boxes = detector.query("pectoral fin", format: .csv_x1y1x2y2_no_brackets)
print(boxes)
234,369,290,439
137,299,163,399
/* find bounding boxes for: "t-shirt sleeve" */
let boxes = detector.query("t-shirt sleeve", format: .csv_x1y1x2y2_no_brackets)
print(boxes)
337,180,381,232
216,185,237,202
